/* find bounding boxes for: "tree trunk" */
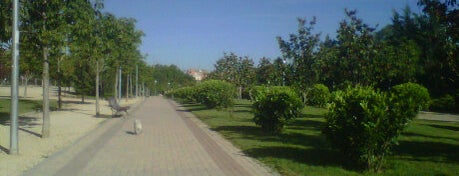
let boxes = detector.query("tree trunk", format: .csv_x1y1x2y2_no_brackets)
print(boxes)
95,59,100,117
57,55,62,110
118,67,122,100
129,74,133,98
114,69,118,100
42,46,50,138
126,73,129,102
238,86,242,99
23,78,28,98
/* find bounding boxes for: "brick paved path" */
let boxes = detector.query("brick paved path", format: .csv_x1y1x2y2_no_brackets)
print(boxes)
23,97,277,176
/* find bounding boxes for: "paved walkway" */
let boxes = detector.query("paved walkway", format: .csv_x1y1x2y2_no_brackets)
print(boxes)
418,111,459,123
23,97,277,176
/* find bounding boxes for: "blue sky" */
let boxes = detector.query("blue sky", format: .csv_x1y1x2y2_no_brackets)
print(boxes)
103,0,421,71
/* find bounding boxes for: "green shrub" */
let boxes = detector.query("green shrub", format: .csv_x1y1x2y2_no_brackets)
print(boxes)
194,80,236,109
324,83,430,172
252,86,303,134
306,84,331,107
249,86,267,101
390,82,430,112
430,94,455,112
170,86,196,102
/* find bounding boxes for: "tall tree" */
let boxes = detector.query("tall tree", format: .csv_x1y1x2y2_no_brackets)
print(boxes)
209,53,255,98
277,17,321,102
21,0,68,138
334,9,378,87
0,0,12,82
416,0,458,96
256,57,276,85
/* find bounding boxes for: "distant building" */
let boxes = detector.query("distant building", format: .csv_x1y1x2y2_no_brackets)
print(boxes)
187,69,208,81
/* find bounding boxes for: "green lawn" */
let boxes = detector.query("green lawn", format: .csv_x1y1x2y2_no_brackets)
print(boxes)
181,99,459,176
0,99,58,124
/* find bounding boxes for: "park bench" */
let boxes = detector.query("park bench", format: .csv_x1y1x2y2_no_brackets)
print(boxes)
108,97,130,116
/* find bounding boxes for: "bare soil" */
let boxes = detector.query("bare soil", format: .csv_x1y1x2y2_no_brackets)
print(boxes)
0,85,141,176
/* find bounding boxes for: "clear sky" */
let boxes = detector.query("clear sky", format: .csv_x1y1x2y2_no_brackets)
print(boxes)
103,0,421,71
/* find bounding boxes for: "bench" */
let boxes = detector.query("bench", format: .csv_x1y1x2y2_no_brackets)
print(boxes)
108,97,130,116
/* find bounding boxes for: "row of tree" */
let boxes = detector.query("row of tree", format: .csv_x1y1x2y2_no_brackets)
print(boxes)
209,0,458,112
0,0,154,138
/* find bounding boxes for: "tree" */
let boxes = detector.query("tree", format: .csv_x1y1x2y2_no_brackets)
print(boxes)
334,9,378,87
149,64,195,93
416,0,458,96
238,56,256,98
0,0,12,83
256,57,276,85
21,0,69,138
277,17,321,98
209,52,255,99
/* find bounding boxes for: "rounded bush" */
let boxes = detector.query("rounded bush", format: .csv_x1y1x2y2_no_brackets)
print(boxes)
324,83,430,172
252,86,303,134
324,86,388,171
306,84,331,107
390,82,430,113
195,80,236,109
170,86,196,102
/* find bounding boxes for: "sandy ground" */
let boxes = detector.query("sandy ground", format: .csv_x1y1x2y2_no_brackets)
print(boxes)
0,85,141,176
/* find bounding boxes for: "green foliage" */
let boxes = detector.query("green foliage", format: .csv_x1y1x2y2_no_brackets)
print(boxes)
430,94,455,112
324,84,430,172
194,80,236,109
208,53,256,99
256,57,277,85
169,86,196,103
149,64,196,94
389,82,430,113
324,86,388,171
277,17,321,90
249,86,266,101
306,84,330,107
252,86,303,134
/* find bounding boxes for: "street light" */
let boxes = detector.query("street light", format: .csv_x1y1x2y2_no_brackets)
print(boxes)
10,0,20,155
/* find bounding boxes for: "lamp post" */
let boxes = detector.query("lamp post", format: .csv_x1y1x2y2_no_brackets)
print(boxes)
9,0,20,155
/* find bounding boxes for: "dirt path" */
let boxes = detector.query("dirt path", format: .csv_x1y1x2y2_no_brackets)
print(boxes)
0,86,141,176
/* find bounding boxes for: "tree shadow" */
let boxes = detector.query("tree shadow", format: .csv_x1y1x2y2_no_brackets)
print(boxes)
427,124,459,131
125,131,136,135
394,140,459,163
402,132,457,141
61,100,92,105
1,115,41,127
244,146,344,168
212,125,268,139
19,127,41,138
184,106,209,112
233,103,252,108
234,109,251,113
288,118,325,131
0,145,9,154
94,114,114,118
211,125,328,147
299,113,324,119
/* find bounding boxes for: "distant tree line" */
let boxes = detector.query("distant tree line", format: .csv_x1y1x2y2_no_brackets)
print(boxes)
0,0,196,137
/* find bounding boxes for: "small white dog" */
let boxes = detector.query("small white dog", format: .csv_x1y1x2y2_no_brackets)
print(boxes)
134,119,142,135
